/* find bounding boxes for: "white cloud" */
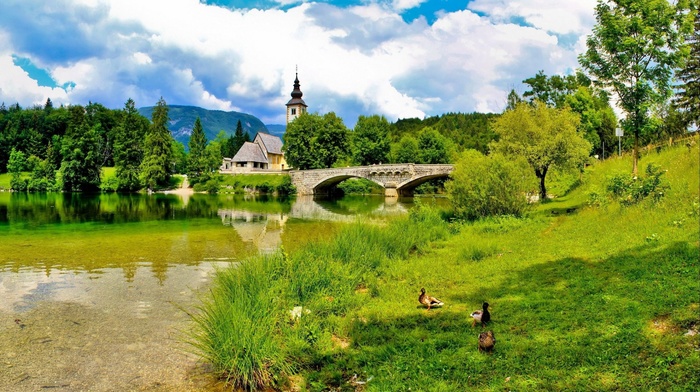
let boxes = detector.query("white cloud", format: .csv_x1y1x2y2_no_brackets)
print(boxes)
468,0,597,35
0,0,597,125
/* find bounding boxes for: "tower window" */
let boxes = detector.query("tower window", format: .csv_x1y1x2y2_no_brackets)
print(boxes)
291,108,297,115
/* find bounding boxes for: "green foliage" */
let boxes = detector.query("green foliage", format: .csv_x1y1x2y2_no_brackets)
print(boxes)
284,113,349,170
491,102,591,200
446,150,531,220
336,178,383,195
674,8,700,129
218,174,296,195
113,98,147,192
221,120,250,158
417,127,453,164
606,163,670,205
351,115,390,165
579,0,689,175
140,97,174,189
391,113,498,154
392,135,419,163
523,69,591,108
171,140,188,175
187,117,209,182
564,86,618,156
60,108,103,192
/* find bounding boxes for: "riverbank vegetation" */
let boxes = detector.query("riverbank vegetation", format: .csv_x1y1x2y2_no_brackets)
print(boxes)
188,139,699,390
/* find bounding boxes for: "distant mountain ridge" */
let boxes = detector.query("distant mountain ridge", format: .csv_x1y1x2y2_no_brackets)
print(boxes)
137,105,279,147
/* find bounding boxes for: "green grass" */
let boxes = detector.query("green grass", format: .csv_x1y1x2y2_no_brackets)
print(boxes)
0,172,11,190
189,140,700,391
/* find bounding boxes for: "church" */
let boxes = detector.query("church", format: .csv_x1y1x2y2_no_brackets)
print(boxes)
220,73,306,173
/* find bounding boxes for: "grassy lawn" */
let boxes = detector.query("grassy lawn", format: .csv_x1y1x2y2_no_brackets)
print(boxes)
191,141,699,391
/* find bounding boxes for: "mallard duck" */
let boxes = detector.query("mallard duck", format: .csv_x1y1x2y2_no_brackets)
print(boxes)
478,330,495,353
470,302,491,327
418,288,444,310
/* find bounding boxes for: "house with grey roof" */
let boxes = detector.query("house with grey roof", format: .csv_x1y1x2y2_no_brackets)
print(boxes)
220,133,288,173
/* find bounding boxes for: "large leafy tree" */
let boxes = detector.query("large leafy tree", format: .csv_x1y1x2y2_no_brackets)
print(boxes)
564,86,618,156
317,112,349,168
187,117,209,182
579,0,689,175
417,127,453,164
392,135,419,163
490,102,591,200
284,113,349,170
351,115,390,165
284,113,322,170
523,70,591,108
141,97,174,190
113,98,147,192
674,9,700,129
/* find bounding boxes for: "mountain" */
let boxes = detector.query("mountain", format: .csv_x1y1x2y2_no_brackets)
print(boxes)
138,105,269,147
265,124,286,139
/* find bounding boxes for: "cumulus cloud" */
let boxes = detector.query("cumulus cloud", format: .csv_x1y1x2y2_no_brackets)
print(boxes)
0,0,596,126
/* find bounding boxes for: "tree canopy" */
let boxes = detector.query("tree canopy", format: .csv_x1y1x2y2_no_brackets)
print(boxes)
141,97,174,189
490,102,591,200
351,115,390,165
579,0,689,175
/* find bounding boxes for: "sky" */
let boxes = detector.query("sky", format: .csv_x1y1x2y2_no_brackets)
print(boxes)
0,0,597,127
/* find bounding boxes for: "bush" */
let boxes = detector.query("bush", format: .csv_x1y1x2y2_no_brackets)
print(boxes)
100,175,119,192
336,178,381,195
606,163,669,205
446,150,530,220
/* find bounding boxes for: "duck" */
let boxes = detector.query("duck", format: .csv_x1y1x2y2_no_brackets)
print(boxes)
478,330,496,353
418,288,444,310
470,302,491,327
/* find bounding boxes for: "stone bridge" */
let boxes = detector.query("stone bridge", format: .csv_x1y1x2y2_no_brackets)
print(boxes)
289,164,454,197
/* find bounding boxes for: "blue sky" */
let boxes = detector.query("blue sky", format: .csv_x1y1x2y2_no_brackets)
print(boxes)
0,0,597,127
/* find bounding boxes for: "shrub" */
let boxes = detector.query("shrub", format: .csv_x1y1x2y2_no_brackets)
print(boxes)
446,150,530,220
100,175,119,192
606,163,669,205
336,178,381,195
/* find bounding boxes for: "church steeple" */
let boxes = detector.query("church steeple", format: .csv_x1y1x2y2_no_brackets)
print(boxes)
286,70,307,124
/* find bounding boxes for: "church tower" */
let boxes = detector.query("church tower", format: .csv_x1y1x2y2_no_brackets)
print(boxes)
286,71,307,124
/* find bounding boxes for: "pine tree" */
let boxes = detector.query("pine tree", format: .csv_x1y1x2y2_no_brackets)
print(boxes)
187,117,208,182
140,97,174,190
113,99,146,192
674,12,700,128
60,105,102,192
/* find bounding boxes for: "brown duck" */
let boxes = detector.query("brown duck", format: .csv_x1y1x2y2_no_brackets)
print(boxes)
418,288,444,310
478,330,496,353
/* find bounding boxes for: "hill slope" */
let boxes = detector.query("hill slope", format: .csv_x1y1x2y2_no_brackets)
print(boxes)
138,105,269,147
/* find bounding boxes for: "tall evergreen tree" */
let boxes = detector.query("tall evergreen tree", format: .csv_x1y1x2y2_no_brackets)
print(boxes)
188,117,209,182
113,99,146,192
674,10,700,129
60,105,102,192
140,97,174,190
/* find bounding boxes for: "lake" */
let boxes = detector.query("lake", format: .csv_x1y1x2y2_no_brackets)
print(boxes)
0,192,420,391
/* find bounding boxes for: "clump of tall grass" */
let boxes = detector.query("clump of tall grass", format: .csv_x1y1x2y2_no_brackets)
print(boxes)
185,255,293,390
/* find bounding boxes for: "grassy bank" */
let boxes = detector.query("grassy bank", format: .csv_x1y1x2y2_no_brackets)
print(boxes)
188,141,699,391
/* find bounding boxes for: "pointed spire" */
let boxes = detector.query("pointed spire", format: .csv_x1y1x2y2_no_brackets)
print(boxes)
287,68,307,107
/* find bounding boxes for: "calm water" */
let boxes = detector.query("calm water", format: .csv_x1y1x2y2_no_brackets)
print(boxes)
0,192,417,391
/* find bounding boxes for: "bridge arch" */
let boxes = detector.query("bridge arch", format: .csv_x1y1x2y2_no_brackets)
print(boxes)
289,164,454,197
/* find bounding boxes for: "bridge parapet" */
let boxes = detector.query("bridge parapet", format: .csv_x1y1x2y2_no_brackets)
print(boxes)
289,164,453,196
